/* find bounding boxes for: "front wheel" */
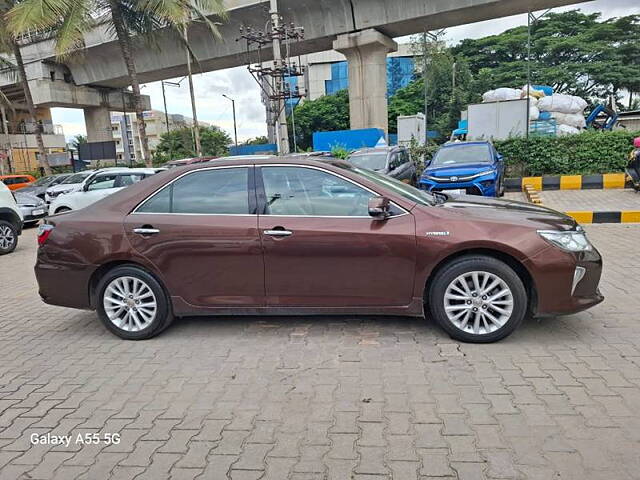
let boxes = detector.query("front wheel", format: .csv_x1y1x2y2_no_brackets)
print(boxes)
427,255,528,343
96,265,174,340
0,220,18,255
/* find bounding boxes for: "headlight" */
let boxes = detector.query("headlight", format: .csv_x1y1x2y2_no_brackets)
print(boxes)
537,230,592,252
476,169,496,177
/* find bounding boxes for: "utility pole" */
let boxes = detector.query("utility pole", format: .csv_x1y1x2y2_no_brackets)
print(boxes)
239,2,304,155
184,25,202,157
161,81,171,135
223,94,238,148
526,9,552,140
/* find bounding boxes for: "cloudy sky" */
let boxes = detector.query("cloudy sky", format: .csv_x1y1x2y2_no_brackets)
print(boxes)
51,0,639,143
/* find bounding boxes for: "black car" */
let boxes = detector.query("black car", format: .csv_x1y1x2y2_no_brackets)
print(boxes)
347,146,417,184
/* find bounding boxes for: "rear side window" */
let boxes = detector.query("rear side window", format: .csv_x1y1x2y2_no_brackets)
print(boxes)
137,167,249,214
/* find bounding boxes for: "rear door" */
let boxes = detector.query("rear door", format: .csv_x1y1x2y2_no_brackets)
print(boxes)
124,166,264,308
257,165,416,307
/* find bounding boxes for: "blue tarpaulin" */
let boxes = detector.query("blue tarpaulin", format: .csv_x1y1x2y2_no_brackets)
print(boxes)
312,128,386,152
229,143,277,156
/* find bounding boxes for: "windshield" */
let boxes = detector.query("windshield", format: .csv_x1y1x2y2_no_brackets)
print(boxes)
348,153,388,171
432,144,492,167
61,172,91,184
339,164,435,206
32,176,56,187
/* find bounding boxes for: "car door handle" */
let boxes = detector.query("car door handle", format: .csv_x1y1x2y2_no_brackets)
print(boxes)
263,229,293,237
133,227,160,235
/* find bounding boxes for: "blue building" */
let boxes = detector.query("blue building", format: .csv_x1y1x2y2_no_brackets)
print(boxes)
324,57,414,97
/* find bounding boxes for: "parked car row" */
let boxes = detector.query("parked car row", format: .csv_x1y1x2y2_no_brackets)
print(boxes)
344,142,505,199
0,167,163,254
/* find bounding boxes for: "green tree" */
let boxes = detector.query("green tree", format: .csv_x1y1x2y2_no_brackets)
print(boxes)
154,126,231,163
0,1,52,175
452,11,640,108
71,134,87,150
389,39,476,137
8,0,227,167
242,136,269,145
287,89,350,150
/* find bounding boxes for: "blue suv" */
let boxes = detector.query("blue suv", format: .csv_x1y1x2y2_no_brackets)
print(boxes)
419,141,505,197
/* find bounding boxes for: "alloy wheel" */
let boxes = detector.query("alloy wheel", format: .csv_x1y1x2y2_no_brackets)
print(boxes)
103,276,158,332
443,271,514,335
0,224,15,250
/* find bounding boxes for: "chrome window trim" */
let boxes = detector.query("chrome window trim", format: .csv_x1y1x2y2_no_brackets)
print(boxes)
131,162,410,218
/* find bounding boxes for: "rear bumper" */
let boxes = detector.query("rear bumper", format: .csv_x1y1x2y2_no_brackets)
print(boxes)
35,253,94,310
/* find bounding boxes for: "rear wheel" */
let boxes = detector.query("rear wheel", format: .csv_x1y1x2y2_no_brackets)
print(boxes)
427,255,528,343
0,220,18,255
96,265,173,340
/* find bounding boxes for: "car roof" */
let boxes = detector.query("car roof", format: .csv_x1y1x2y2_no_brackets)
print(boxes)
0,174,34,178
177,155,347,173
350,146,399,155
441,141,492,148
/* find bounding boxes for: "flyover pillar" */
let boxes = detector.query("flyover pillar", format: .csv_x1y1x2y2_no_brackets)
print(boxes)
333,29,397,134
84,107,114,143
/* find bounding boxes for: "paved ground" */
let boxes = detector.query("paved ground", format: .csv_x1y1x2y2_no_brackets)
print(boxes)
1,225,640,480
505,190,640,212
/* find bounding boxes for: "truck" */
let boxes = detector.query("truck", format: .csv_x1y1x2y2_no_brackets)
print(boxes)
460,99,529,141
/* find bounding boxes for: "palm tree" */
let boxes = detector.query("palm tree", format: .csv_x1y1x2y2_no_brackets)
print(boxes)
8,0,227,167
0,1,53,175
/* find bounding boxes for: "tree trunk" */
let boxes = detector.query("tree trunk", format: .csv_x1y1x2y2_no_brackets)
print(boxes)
109,0,152,167
12,42,52,175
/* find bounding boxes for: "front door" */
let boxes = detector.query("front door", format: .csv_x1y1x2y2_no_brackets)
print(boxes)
257,165,416,307
124,166,264,308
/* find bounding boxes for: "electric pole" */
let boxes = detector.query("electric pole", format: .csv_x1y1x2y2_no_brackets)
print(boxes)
239,1,304,155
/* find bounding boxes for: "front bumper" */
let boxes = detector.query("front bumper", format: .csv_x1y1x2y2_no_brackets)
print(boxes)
419,176,498,196
525,244,604,316
19,205,47,223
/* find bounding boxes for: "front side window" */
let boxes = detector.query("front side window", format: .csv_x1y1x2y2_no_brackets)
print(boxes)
261,166,371,216
137,167,249,214
87,175,118,191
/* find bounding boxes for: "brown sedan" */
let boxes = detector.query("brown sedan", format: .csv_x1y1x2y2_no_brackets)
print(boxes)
35,156,603,342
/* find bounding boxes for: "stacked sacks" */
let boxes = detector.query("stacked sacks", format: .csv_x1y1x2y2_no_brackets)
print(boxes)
482,88,522,103
537,94,588,134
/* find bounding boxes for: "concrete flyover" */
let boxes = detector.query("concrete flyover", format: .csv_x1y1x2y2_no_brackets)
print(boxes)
18,0,588,136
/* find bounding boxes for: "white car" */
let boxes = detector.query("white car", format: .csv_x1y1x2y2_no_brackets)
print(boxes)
49,168,157,215
45,170,96,203
0,182,23,255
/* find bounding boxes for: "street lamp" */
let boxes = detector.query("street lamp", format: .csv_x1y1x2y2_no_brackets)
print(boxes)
222,94,238,148
161,80,182,135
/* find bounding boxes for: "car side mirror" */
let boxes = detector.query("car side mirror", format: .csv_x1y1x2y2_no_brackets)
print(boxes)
368,196,391,220
83,183,90,192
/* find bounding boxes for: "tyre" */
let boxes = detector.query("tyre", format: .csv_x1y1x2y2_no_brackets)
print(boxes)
55,207,71,214
427,255,528,343
0,220,18,255
498,177,505,197
96,265,174,340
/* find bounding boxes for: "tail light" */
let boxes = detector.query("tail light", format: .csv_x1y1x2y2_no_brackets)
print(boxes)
37,223,55,246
